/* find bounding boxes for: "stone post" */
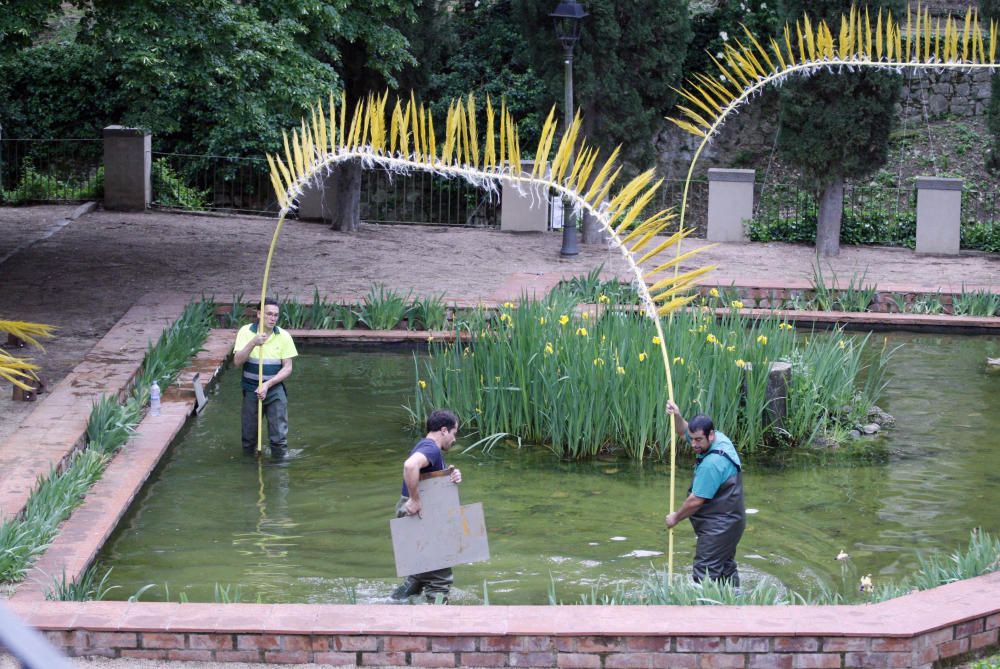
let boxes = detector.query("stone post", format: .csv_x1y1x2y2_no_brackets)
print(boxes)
500,161,549,232
297,173,336,222
102,126,151,210
915,177,962,255
707,168,754,242
765,361,791,431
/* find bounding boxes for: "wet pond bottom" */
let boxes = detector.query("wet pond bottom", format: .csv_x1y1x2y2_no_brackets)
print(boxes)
96,333,1000,604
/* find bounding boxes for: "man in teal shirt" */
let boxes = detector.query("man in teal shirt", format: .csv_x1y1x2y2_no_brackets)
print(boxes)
665,400,746,586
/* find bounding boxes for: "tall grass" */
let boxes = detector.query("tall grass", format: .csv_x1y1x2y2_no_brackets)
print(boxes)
0,300,215,585
410,293,891,460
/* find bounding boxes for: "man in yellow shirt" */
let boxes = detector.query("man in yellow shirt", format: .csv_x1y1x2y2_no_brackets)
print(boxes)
233,298,298,458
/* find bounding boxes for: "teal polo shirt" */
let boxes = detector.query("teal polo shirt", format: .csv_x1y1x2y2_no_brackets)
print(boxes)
690,430,741,500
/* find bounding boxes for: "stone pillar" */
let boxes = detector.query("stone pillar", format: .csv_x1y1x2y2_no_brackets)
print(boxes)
297,173,335,222
707,168,754,242
501,161,549,232
916,177,962,255
765,361,791,431
102,126,151,210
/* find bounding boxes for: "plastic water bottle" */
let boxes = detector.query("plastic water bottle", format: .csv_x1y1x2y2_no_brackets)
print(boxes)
150,380,161,416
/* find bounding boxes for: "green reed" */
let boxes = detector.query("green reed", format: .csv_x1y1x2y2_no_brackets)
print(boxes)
410,293,890,460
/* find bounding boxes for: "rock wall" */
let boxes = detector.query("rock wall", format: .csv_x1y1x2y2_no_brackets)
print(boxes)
656,69,995,180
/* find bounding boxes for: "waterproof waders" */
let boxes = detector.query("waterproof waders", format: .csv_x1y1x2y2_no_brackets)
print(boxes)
689,449,745,586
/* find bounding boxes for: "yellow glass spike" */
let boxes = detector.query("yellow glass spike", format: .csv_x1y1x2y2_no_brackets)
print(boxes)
784,24,797,65
635,228,693,268
875,9,884,59
795,21,806,63
582,146,620,203
840,14,851,54
742,25,776,73
267,156,287,210
553,112,582,184
805,16,817,61
588,165,623,208
511,114,522,173
273,153,293,195
677,105,712,132
991,19,997,63
330,90,337,153
614,207,664,246
962,8,971,61
770,36,788,71
680,84,721,119
301,120,314,172
467,95,479,168
629,218,675,254
608,170,655,220
390,100,401,155
427,108,437,162
484,97,496,169
570,146,598,193
498,100,508,169
616,187,665,238
282,130,295,182
906,5,913,62
399,98,411,157
863,7,872,58
291,129,304,181
338,91,347,152
656,294,700,317
934,16,941,62
316,101,328,159
644,245,710,282
651,266,716,298
459,99,471,166
532,107,558,178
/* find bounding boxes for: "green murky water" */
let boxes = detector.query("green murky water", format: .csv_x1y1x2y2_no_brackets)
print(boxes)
96,333,1000,604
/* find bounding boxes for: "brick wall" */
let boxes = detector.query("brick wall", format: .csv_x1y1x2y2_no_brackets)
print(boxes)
37,612,1000,668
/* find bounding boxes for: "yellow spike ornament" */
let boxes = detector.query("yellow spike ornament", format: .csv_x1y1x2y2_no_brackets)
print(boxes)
258,92,719,579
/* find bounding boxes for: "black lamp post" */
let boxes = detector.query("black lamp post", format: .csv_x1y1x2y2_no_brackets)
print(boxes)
551,0,587,257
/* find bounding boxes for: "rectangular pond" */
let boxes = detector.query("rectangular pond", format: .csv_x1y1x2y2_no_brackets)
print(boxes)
95,333,1000,604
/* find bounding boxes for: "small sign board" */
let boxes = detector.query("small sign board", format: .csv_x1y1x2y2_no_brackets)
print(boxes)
390,474,490,577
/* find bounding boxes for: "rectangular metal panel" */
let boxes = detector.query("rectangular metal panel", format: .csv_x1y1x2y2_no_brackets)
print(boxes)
390,476,490,577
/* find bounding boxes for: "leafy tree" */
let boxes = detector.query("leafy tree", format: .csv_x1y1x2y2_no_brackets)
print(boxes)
984,0,1000,173
0,0,62,56
1,0,418,159
511,0,691,170
776,0,903,256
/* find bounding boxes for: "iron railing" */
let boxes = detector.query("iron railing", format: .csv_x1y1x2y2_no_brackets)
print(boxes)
0,138,102,205
149,151,276,215
360,167,500,227
655,179,710,235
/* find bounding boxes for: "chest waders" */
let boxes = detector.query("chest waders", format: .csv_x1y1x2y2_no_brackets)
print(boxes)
688,449,746,587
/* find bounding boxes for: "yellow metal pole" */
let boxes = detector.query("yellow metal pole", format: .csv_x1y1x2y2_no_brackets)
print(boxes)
256,211,289,455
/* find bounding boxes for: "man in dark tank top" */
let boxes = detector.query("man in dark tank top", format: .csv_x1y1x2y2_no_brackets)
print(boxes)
664,400,746,586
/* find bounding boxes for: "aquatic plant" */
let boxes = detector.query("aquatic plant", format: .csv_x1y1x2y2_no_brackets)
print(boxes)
357,283,412,330
45,566,118,601
410,293,889,459
953,286,1000,317
408,293,449,331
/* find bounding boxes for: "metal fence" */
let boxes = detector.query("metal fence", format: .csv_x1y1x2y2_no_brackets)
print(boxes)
0,138,103,205
150,151,276,215
360,167,500,227
963,188,999,226
655,179,710,235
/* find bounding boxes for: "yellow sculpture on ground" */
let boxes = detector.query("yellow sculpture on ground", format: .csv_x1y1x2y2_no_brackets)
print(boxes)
262,3,998,581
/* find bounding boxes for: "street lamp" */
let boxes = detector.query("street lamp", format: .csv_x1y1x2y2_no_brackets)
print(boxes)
551,0,587,257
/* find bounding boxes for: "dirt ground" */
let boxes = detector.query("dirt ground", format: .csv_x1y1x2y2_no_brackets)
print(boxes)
3,204,1000,444
3,204,1000,668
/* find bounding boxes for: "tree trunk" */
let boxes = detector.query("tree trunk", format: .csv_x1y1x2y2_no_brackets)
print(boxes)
329,159,361,232
816,177,844,257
